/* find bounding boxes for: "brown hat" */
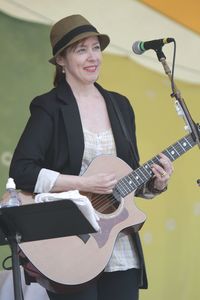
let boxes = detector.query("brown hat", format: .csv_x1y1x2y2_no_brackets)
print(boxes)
49,14,110,64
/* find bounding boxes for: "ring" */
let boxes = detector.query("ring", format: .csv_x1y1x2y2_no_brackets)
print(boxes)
161,171,167,177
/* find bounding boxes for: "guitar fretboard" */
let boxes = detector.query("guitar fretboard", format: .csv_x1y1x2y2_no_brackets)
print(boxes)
116,133,196,197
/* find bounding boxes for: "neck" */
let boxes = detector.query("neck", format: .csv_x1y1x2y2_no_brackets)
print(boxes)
66,77,97,98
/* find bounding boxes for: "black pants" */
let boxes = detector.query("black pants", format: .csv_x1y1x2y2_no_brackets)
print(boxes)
46,268,140,300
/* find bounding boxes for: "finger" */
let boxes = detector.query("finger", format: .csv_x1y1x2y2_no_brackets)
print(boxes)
159,153,169,160
160,153,174,166
157,154,174,175
160,160,174,175
104,189,114,194
99,172,116,178
97,188,114,194
152,166,169,180
105,174,117,181
159,160,171,174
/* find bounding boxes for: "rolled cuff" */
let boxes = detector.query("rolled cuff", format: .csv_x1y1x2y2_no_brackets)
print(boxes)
34,168,60,193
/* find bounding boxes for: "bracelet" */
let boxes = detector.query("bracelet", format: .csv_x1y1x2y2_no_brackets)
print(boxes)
147,177,168,194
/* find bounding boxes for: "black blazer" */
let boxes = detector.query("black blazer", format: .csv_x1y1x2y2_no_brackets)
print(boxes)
9,79,147,288
9,79,140,191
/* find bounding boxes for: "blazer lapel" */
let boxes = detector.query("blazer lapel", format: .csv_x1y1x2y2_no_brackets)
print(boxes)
95,83,131,164
57,80,84,175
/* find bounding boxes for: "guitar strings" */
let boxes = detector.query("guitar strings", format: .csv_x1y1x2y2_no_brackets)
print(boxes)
92,194,114,209
90,180,131,213
90,193,120,213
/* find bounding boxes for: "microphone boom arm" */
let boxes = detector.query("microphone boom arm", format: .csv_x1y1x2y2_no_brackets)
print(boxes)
159,55,200,148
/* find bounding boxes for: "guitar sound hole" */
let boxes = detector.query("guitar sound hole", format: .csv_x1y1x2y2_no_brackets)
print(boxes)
90,190,122,214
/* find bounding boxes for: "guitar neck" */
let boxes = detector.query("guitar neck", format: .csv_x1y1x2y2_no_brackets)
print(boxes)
116,133,196,197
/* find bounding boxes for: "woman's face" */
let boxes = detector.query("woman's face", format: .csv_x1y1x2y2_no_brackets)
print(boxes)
57,36,102,85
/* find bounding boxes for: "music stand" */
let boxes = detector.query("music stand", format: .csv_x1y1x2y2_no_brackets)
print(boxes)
0,200,96,300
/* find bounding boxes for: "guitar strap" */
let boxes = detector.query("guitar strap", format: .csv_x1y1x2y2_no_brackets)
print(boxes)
109,93,149,285
108,92,139,169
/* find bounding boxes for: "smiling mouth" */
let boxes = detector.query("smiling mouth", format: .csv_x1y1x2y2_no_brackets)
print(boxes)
84,66,98,72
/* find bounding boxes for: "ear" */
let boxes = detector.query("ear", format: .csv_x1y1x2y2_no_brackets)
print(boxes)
55,54,65,67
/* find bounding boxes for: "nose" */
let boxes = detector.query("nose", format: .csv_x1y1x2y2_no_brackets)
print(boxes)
87,48,97,60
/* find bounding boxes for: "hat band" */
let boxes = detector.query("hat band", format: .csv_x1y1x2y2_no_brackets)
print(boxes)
53,25,98,56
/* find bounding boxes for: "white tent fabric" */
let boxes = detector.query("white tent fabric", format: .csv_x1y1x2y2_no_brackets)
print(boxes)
0,0,200,83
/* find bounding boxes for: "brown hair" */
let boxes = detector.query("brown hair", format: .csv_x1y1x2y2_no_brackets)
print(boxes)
53,48,67,87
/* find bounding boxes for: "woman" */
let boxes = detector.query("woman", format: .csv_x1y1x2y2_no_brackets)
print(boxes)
9,14,173,300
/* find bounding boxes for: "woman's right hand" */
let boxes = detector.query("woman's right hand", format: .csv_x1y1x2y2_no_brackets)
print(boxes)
51,173,117,194
80,173,117,194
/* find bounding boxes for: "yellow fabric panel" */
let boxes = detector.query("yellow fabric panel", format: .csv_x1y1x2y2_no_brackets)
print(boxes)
140,0,200,34
100,53,200,300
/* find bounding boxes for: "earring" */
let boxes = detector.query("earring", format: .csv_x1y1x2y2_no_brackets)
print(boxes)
62,68,65,74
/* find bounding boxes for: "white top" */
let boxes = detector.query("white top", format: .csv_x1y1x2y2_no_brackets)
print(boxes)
80,128,140,271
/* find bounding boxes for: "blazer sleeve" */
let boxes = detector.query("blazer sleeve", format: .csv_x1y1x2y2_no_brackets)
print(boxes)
9,101,53,192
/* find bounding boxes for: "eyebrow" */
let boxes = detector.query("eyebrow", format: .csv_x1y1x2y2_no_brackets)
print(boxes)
76,41,100,48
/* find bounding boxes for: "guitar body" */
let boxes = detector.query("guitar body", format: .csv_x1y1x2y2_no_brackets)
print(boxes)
15,156,146,292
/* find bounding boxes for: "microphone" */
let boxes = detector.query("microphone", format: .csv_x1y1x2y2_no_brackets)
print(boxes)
132,38,174,55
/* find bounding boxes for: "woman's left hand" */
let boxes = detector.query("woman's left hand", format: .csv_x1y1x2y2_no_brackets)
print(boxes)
151,153,174,191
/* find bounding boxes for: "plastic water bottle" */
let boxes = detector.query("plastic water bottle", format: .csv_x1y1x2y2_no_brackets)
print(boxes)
1,178,21,208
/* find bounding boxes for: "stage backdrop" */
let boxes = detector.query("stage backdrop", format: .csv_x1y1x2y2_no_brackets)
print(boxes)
0,5,200,300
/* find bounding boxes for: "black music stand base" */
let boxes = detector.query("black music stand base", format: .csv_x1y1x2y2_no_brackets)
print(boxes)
8,235,24,300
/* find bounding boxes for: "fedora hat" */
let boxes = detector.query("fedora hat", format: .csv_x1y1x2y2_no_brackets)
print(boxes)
49,14,110,64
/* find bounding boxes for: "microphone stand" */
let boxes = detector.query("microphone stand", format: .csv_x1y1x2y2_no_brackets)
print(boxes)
155,48,200,148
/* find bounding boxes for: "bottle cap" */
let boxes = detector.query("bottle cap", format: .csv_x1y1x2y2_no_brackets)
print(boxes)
6,178,16,189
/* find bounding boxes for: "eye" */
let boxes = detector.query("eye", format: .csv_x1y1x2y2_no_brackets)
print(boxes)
76,47,86,53
94,44,101,51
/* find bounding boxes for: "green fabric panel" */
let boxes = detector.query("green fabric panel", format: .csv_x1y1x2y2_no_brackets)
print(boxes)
0,11,52,270
0,11,52,192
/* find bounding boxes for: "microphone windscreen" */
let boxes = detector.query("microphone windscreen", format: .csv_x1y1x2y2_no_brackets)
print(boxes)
132,41,143,55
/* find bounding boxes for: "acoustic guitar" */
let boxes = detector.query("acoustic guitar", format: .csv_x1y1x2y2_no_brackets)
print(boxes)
1,130,198,293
